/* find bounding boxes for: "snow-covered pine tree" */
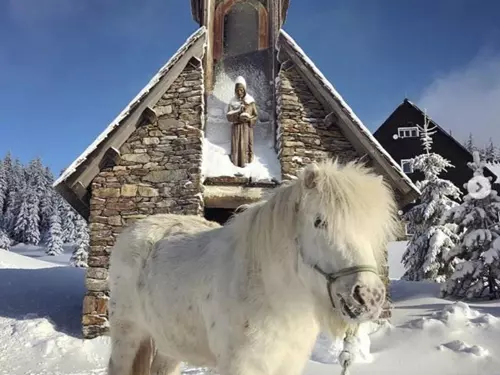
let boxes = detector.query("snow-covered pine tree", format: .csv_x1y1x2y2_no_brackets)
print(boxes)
485,138,496,163
464,133,476,154
46,200,64,256
70,215,89,267
1,153,16,232
38,189,54,245
0,161,6,216
441,151,500,300
401,112,462,282
0,228,10,250
3,158,27,237
38,166,55,244
60,200,77,243
13,184,40,245
495,144,500,163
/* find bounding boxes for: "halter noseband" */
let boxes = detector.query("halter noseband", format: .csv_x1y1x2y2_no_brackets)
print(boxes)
311,264,379,310
296,238,379,310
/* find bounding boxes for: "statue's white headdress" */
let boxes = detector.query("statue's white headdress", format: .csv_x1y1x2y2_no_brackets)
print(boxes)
235,76,247,89
231,75,254,106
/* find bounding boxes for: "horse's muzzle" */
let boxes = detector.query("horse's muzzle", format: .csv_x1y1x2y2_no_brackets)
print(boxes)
337,283,386,322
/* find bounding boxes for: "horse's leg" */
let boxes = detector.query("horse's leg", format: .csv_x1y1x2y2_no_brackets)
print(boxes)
150,353,181,375
107,320,151,375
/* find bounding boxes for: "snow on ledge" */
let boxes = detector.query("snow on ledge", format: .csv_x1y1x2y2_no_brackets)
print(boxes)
202,137,281,182
279,29,420,196
54,26,207,188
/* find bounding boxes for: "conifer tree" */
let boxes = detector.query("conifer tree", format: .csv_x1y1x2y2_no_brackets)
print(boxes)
39,190,54,245
485,138,496,162
441,152,500,300
2,154,17,233
46,201,64,256
13,185,40,245
464,133,475,154
71,215,89,267
402,113,462,282
60,200,77,243
0,228,10,250
0,161,6,217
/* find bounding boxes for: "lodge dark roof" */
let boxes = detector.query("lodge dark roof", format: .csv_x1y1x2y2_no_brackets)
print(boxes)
374,98,499,194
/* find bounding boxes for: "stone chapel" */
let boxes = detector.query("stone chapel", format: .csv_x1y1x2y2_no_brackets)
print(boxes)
54,0,420,338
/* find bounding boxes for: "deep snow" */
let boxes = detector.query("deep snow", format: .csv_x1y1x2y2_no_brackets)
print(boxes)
0,243,499,375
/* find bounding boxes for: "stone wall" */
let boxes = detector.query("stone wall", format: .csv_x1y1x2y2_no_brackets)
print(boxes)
82,58,205,338
276,65,362,180
276,62,392,318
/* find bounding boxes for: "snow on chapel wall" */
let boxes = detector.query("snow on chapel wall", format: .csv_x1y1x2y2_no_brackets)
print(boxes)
83,59,205,338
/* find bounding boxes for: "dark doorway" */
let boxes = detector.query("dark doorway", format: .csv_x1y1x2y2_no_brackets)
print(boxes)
223,2,259,58
204,207,237,225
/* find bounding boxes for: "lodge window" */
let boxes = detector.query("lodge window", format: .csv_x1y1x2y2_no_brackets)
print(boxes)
398,127,419,138
401,159,414,174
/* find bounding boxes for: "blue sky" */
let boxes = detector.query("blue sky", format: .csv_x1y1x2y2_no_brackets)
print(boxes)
1,0,499,174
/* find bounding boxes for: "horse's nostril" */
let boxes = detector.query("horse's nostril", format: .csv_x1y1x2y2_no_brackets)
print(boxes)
353,285,365,306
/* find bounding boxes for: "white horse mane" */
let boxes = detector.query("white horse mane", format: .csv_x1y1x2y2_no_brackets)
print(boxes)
225,159,400,268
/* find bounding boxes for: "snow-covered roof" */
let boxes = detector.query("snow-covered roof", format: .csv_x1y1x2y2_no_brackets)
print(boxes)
53,26,206,188
279,30,420,197
486,162,500,184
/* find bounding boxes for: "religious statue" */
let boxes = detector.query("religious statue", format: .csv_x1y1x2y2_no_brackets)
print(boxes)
226,76,258,167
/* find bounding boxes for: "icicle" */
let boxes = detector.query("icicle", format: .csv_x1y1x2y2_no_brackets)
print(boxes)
339,325,359,375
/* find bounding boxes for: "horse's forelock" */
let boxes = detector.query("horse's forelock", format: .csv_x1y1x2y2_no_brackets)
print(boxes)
299,159,399,266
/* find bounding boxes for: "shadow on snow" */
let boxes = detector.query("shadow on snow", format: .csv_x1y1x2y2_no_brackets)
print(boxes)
0,266,86,338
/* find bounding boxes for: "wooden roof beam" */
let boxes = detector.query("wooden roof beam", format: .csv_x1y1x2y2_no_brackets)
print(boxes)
280,42,419,201
64,38,206,200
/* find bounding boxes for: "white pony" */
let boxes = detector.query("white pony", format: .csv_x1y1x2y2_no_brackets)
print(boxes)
107,160,399,375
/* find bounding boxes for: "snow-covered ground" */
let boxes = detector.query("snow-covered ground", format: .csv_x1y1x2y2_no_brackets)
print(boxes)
8,243,75,266
1,243,500,375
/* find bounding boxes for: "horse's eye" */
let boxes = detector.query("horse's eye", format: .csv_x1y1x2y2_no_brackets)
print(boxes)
314,217,327,229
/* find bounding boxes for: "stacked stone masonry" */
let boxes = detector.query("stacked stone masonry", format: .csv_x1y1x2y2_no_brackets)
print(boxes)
276,63,392,318
82,60,205,338
276,65,362,180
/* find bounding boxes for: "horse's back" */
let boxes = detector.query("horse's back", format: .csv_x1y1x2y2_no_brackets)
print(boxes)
108,214,221,320
110,214,219,272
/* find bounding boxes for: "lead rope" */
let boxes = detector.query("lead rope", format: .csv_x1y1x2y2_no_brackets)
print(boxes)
339,325,359,375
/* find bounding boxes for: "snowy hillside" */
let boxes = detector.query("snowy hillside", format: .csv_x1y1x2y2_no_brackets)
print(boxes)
1,245,500,375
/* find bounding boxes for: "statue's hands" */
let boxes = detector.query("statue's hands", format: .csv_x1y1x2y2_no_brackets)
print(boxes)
240,112,251,121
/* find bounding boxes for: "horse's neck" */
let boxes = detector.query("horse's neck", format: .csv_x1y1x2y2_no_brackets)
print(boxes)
248,238,313,308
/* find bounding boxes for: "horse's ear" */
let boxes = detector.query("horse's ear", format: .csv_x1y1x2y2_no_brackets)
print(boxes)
304,163,320,189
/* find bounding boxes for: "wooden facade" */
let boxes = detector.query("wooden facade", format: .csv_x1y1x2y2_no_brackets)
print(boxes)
374,99,499,199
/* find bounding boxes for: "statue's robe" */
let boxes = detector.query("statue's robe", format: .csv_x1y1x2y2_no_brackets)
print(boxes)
226,96,258,168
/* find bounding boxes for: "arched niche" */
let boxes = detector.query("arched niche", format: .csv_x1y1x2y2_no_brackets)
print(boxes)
214,0,269,61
